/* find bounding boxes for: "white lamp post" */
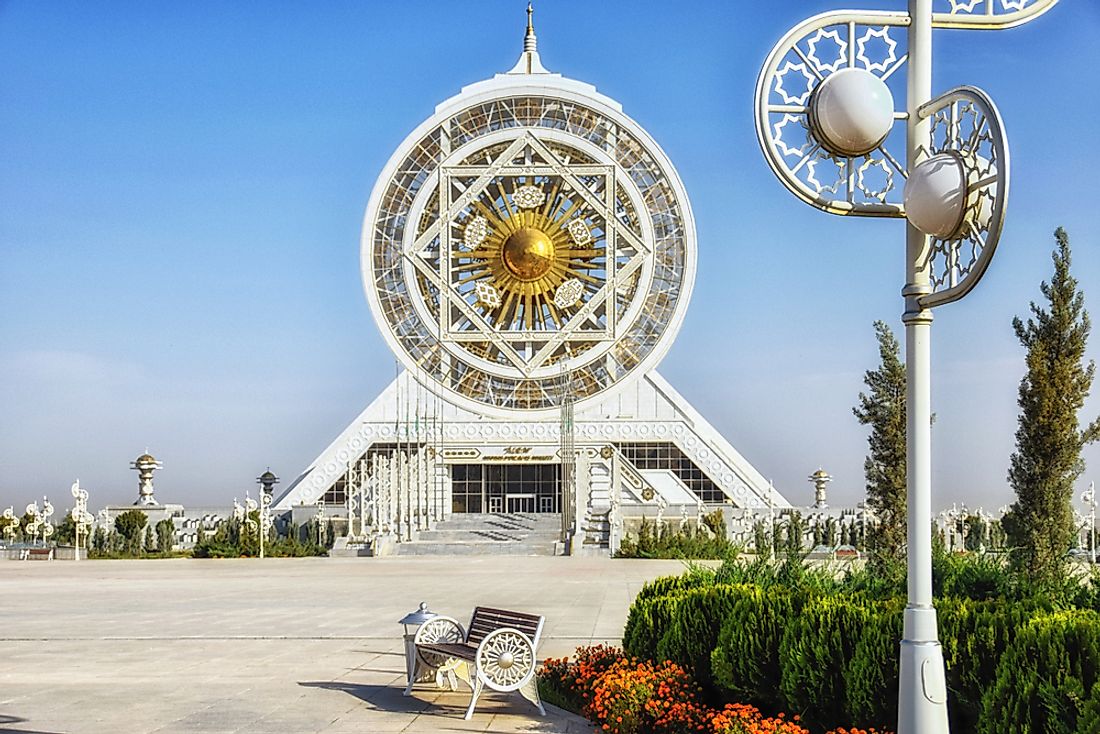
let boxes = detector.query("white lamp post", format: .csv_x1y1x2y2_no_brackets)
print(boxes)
70,480,93,561
755,2,1059,732
257,470,279,560
24,498,54,547
316,504,327,547
1083,481,1096,564
2,507,17,545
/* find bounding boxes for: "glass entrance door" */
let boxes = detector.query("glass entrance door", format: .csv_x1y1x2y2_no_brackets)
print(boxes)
450,463,561,513
506,494,536,513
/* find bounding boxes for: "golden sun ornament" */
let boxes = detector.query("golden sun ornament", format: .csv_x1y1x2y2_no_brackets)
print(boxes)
453,176,605,332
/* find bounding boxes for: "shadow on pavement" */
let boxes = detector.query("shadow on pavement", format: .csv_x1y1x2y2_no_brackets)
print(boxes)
0,713,63,734
298,680,430,711
298,680,589,732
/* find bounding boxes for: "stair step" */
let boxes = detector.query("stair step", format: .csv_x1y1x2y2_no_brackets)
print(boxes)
389,512,564,556
395,541,559,556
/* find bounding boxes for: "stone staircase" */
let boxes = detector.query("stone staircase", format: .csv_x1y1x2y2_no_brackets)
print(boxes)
394,513,563,556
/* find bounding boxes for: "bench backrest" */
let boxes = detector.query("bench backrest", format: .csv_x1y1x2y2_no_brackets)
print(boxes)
467,606,544,649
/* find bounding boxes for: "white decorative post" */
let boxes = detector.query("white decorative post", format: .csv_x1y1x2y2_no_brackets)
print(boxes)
70,480,93,561
2,507,17,544
24,499,54,547
257,470,278,560
244,494,258,548
1083,481,1096,564
316,504,327,547
754,3,1059,731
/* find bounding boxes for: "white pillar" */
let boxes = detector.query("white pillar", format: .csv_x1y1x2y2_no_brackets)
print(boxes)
573,451,590,554
899,1,949,732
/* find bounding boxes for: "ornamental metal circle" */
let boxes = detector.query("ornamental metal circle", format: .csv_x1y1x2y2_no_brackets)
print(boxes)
919,86,1009,309
755,11,911,217
476,629,534,691
364,94,693,413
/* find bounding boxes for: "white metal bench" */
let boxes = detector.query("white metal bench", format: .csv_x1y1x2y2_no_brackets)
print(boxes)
405,606,546,720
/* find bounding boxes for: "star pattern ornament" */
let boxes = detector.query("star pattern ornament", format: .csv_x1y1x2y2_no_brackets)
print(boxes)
567,219,592,246
512,185,545,209
553,278,584,309
463,215,489,250
475,281,501,309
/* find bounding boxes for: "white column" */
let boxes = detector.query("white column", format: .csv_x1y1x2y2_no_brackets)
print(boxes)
899,1,949,732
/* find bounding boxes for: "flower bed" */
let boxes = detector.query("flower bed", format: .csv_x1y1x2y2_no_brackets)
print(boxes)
539,645,892,734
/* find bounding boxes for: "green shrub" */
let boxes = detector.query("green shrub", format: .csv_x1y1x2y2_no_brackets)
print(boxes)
654,584,747,702
980,609,1100,734
633,572,715,605
1078,681,1100,734
778,594,870,730
620,554,1100,733
845,597,903,729
623,569,728,661
711,585,799,712
934,551,1013,600
623,592,683,663
617,515,737,559
937,597,1051,731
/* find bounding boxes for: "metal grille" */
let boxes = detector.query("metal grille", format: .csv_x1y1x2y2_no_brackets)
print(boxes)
616,442,725,503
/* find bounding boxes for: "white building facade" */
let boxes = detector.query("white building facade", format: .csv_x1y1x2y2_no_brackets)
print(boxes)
273,9,790,553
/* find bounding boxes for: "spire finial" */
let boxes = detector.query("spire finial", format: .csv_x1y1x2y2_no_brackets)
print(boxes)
524,2,537,54
505,1,550,75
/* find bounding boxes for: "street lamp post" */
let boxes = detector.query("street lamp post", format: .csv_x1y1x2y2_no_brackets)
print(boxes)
70,480,93,561
259,492,272,559
24,498,54,548
1083,481,1096,564
2,507,17,545
755,2,1059,732
257,471,278,560
316,504,327,548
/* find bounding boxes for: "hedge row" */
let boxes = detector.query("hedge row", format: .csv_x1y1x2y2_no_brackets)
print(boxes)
623,577,1100,733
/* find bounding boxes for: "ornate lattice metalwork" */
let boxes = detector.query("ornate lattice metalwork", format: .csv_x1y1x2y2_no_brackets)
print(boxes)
932,0,1058,29
475,628,536,691
919,87,1009,308
756,12,911,216
366,95,692,412
414,616,466,669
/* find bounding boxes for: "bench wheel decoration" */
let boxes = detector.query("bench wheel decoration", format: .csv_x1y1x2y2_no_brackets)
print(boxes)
406,616,465,695
465,627,544,720
476,628,534,691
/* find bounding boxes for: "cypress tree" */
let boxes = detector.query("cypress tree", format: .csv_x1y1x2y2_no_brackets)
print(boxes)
1004,228,1099,583
853,320,908,574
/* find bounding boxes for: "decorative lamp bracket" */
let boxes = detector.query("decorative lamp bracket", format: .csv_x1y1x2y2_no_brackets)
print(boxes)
755,10,911,218
756,1,1055,220
911,86,1009,309
931,0,1058,30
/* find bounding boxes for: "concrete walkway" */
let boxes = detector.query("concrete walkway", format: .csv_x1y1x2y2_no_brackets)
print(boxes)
0,556,688,733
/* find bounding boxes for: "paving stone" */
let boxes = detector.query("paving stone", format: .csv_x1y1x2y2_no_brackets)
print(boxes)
0,556,686,732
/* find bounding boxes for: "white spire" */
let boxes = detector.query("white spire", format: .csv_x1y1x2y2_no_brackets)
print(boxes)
506,2,550,75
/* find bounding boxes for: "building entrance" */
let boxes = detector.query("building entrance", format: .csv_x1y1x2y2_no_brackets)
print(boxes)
450,464,560,514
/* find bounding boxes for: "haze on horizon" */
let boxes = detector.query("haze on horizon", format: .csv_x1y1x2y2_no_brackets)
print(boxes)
1,0,1098,515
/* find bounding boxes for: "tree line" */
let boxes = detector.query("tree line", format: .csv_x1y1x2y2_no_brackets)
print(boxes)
857,227,1098,587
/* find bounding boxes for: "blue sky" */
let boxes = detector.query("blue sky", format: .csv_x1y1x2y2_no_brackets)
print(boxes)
1,0,1097,515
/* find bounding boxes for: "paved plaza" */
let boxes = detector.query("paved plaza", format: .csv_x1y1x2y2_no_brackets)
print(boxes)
0,556,687,733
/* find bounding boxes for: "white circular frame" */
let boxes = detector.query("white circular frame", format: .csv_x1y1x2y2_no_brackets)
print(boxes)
362,78,697,417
